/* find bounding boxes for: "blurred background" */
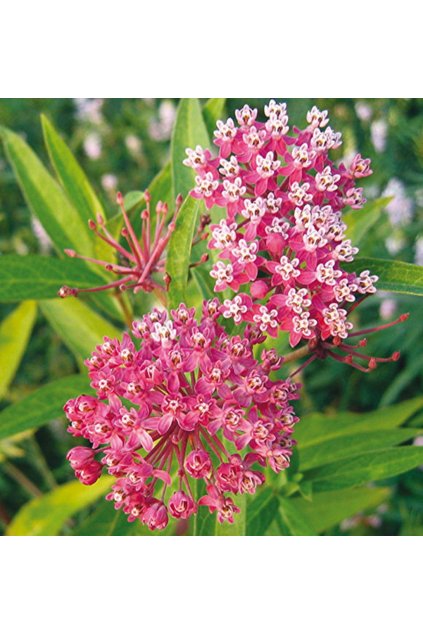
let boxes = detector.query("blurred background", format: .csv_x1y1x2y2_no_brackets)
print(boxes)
0,98,422,535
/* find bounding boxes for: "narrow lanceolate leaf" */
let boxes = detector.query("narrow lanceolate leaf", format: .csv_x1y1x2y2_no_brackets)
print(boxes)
344,197,391,246
41,115,113,262
202,98,226,138
0,374,91,441
166,196,201,308
246,488,279,536
294,397,423,449
299,428,423,471
288,487,390,534
345,258,423,296
1,127,93,256
307,447,423,491
40,297,121,361
6,476,112,536
171,98,210,200
0,255,114,302
0,302,37,400
277,498,317,536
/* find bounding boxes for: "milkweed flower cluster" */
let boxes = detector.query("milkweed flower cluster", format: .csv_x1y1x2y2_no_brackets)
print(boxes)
185,101,405,371
59,192,183,299
64,301,300,529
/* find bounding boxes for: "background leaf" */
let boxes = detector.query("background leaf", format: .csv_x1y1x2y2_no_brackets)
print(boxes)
6,476,112,536
202,98,226,138
171,98,210,200
307,447,423,491
277,498,317,536
1,127,94,256
41,115,113,262
166,197,200,308
299,428,423,471
294,397,423,449
0,301,37,399
0,374,91,441
39,297,121,361
287,487,390,534
344,197,391,245
345,258,423,295
246,488,279,536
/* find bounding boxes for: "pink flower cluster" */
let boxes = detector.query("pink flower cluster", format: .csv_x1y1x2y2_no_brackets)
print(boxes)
185,102,378,349
64,301,299,530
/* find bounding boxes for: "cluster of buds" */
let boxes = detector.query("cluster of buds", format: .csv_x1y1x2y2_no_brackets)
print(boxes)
185,101,405,371
59,192,183,299
64,302,299,529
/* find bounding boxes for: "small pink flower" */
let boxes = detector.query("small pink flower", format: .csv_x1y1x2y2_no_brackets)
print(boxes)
64,302,300,530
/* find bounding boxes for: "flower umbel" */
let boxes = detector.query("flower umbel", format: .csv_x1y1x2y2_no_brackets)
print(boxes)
185,101,404,372
64,301,300,530
59,192,183,299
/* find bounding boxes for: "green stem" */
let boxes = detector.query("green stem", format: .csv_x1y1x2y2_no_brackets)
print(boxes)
2,462,42,498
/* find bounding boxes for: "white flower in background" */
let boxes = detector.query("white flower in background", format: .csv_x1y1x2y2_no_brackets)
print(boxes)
101,173,118,192
83,132,102,160
149,100,176,141
371,119,388,153
31,218,52,254
125,134,142,155
415,236,423,266
385,235,406,255
74,98,104,125
355,101,373,122
383,178,413,226
379,297,398,321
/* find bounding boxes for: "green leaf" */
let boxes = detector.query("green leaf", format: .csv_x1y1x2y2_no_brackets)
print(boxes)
171,98,210,200
40,297,121,361
295,397,423,449
246,488,279,536
0,255,114,302
0,254,124,321
0,301,37,400
6,476,112,536
287,487,390,534
344,197,391,245
345,258,423,296
0,374,91,441
307,447,423,491
300,428,423,471
1,126,93,256
277,498,317,536
202,98,226,138
166,196,200,308
215,494,247,536
41,114,111,250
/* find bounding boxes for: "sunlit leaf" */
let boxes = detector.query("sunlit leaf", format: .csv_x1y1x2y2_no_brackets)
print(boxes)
0,301,37,400
40,297,121,362
6,476,112,536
